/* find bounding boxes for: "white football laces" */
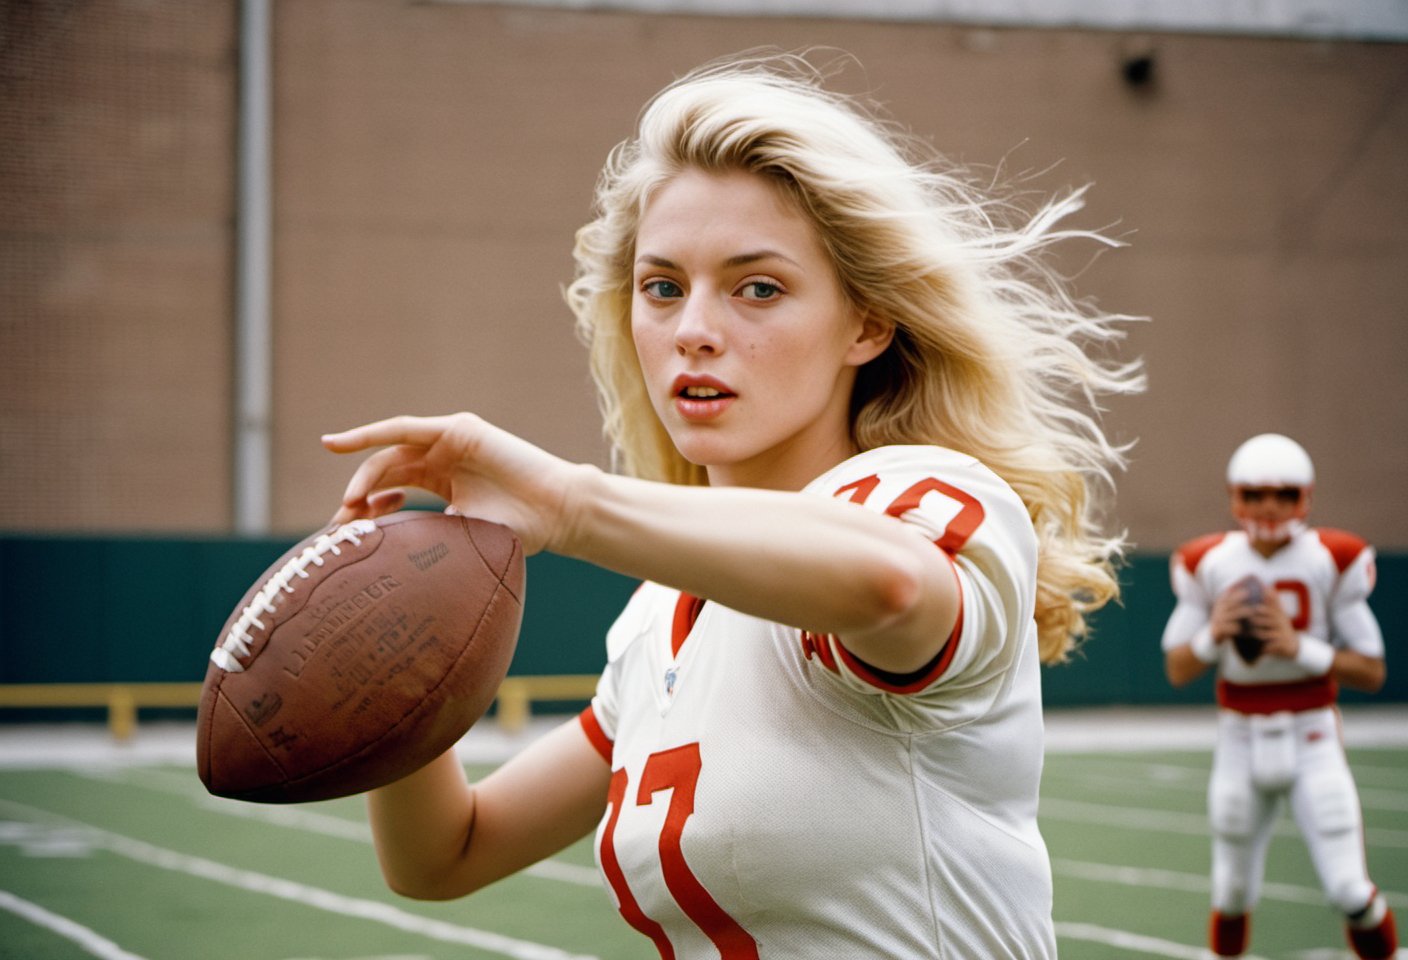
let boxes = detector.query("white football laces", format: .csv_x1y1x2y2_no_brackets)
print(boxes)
210,519,377,672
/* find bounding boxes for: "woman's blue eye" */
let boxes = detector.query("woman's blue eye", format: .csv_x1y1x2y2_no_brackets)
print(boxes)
643,279,683,299
740,281,781,300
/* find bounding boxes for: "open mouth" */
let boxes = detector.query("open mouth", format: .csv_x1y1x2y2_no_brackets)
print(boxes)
672,376,736,421
678,385,733,400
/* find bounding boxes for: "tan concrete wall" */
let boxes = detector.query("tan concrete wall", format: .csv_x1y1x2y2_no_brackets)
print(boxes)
0,0,236,532
3,1,1405,550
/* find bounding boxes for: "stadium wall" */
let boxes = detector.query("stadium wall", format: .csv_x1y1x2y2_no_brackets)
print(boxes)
1,535,1402,708
2,1,1407,553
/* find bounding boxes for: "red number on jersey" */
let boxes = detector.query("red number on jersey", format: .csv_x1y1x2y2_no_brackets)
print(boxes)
1273,579,1311,631
601,745,758,958
602,769,675,955
835,473,985,554
639,744,759,957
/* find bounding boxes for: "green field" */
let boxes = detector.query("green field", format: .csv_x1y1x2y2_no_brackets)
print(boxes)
1,743,1404,959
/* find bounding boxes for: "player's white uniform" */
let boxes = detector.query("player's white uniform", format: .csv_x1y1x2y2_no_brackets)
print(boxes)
579,445,1054,959
1162,527,1384,917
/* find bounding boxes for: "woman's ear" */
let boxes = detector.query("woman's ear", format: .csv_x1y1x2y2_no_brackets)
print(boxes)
846,311,896,367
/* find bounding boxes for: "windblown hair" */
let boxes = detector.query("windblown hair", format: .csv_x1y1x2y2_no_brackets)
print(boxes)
566,53,1145,664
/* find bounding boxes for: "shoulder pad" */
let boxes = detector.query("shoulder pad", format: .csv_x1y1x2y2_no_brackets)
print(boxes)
1175,532,1226,575
1315,528,1368,573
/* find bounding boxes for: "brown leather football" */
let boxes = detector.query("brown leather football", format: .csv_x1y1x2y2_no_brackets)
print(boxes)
1232,573,1266,664
196,511,524,803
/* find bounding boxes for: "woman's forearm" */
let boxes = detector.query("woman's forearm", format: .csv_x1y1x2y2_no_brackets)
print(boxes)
556,467,958,672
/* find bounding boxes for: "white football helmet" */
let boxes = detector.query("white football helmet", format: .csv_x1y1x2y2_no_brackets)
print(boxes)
1226,433,1314,542
1226,433,1315,488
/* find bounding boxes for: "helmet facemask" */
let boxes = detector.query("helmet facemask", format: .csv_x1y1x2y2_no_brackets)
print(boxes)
1231,485,1311,544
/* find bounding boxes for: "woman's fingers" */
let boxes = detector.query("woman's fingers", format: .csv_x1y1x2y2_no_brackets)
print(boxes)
322,414,477,454
328,472,413,526
344,447,439,503
365,489,407,518
322,416,422,453
321,412,547,540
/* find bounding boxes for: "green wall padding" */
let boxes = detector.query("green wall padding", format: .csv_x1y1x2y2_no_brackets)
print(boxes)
1,535,1402,705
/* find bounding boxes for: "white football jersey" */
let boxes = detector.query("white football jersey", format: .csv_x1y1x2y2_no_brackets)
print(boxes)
1162,527,1382,702
580,445,1054,959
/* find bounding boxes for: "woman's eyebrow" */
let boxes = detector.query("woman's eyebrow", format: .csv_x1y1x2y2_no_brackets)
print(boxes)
634,250,800,270
724,249,800,269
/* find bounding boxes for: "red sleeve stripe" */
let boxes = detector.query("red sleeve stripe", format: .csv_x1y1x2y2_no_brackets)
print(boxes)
831,557,965,695
801,630,840,673
578,706,613,763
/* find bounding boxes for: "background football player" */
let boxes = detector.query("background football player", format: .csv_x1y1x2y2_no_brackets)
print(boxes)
1162,432,1397,958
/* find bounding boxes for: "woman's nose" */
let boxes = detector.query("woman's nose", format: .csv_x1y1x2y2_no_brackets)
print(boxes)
674,293,725,356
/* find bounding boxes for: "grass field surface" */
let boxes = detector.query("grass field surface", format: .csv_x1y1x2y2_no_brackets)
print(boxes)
1,710,1404,960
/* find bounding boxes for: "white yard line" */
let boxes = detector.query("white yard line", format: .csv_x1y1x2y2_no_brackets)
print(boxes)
0,800,596,960
1055,921,1274,960
1040,796,1408,848
0,889,149,960
1045,765,1408,814
1040,796,1222,836
522,859,601,888
74,767,603,887
1054,858,1408,910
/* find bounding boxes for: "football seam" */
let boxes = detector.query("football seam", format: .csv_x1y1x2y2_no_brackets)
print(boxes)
277,575,520,793
458,518,524,606
217,685,291,785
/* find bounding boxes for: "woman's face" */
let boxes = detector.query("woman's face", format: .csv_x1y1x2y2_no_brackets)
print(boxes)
630,169,890,490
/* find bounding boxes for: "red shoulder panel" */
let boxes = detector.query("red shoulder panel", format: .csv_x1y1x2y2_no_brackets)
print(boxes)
1176,533,1226,576
1316,528,1367,573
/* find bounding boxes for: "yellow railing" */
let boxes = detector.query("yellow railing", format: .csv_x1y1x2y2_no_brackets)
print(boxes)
0,682,206,742
0,676,597,741
492,674,598,733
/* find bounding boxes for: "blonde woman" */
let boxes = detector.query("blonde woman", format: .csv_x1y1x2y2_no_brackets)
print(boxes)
324,53,1142,958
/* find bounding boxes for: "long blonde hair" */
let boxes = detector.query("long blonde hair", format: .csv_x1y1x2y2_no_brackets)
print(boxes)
566,53,1144,663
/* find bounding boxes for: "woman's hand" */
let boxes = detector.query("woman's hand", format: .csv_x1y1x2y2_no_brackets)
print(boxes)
322,413,585,556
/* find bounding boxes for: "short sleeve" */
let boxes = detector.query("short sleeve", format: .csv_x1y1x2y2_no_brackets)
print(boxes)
801,445,1038,701
586,584,655,752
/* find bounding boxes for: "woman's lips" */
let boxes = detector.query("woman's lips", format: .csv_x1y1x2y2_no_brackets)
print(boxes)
672,374,735,422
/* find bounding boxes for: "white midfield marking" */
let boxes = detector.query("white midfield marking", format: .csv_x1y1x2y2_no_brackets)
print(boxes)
0,889,148,960
0,801,597,960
